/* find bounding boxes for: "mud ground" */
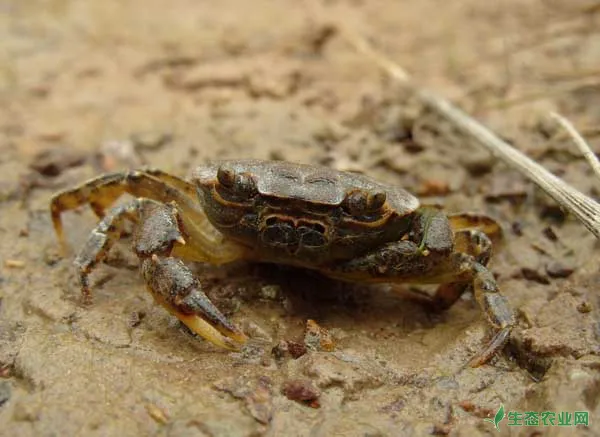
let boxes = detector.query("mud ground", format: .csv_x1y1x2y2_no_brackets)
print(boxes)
1,1,599,436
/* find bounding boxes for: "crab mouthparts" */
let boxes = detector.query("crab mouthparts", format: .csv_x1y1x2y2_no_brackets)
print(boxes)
260,215,328,252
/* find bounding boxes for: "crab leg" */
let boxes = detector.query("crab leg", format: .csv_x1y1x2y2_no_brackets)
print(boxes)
429,229,493,310
70,196,247,349
50,169,245,264
74,198,145,300
447,212,503,244
325,237,514,367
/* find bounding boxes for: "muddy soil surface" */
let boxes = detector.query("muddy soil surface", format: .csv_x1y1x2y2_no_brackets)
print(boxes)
1,1,599,436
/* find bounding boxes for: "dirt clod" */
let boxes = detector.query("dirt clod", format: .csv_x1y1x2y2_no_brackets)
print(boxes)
213,376,274,424
282,379,320,408
29,148,86,177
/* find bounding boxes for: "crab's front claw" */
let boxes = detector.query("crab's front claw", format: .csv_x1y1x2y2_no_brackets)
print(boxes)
141,255,247,350
173,286,248,349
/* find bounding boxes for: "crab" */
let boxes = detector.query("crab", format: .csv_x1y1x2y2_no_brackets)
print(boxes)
51,159,515,366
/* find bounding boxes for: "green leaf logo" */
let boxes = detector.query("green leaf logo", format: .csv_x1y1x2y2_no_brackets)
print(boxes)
484,404,505,431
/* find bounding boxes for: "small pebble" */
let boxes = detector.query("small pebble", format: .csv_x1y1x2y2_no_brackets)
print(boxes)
259,285,281,300
545,261,574,278
430,424,450,435
271,340,307,360
282,379,320,408
304,319,335,352
29,147,85,177
542,226,559,242
145,403,169,424
511,221,523,236
4,259,25,269
287,341,307,359
521,268,549,284
576,302,592,313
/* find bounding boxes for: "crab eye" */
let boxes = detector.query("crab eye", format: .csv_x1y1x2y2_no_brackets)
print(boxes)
216,164,257,199
235,173,257,197
217,165,236,188
344,190,386,216
368,191,387,210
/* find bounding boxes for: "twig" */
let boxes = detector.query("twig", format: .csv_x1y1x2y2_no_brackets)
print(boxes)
550,112,600,182
337,26,600,239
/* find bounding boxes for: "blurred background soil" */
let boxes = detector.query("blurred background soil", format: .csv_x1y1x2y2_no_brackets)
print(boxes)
0,1,599,436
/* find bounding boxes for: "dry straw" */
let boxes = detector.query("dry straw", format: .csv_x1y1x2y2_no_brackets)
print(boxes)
336,24,600,240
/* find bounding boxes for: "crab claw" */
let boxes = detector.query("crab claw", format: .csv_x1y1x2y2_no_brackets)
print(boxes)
141,256,247,350
173,286,248,349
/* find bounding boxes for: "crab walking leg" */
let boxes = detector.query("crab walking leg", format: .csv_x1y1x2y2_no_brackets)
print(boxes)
140,255,247,349
431,229,493,310
74,198,160,300
447,212,503,244
50,170,245,263
466,263,514,367
326,240,515,366
74,196,246,348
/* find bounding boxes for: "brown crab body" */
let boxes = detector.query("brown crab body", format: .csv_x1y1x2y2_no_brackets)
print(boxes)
194,160,418,266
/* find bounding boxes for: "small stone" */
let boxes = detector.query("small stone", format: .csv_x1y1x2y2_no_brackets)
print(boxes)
458,400,495,419
462,153,494,176
576,301,592,313
241,320,272,343
431,424,451,435
282,379,320,407
271,340,307,360
511,221,524,236
521,268,550,284
542,226,559,242
259,285,281,300
304,319,335,352
213,376,274,424
545,261,575,278
245,378,273,424
416,179,451,197
271,340,288,360
29,147,86,177
287,341,307,359
145,403,169,424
